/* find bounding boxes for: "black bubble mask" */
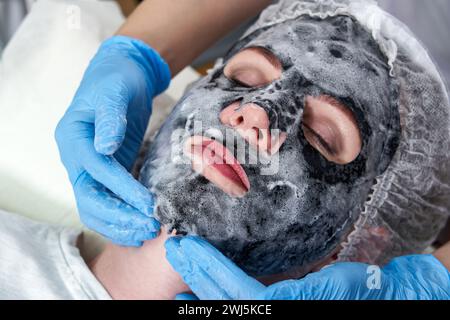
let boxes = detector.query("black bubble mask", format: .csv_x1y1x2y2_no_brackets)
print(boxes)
140,15,401,276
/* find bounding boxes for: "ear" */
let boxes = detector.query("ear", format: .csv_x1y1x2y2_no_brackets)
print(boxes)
341,226,392,264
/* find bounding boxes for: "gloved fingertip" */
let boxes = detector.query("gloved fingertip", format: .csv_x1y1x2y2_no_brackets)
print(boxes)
141,201,155,217
183,235,203,242
180,235,207,248
180,236,216,256
130,241,144,248
175,293,198,300
94,138,121,156
143,232,158,241
165,236,183,252
165,238,190,273
146,218,161,232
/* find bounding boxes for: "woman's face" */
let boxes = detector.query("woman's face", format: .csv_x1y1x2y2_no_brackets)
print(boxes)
140,15,401,276
222,47,363,175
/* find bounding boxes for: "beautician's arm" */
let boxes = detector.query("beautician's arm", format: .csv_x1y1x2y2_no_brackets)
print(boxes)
118,0,272,75
165,235,450,300
55,0,271,246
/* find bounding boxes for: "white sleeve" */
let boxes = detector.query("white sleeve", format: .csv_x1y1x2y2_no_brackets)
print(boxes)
0,209,111,300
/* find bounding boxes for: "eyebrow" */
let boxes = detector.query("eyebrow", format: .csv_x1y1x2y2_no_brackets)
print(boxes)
248,47,282,70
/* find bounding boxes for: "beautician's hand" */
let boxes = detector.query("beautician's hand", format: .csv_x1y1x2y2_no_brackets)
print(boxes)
55,36,171,246
165,236,450,300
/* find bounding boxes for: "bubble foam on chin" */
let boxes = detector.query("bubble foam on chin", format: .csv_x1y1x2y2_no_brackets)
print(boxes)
139,15,401,277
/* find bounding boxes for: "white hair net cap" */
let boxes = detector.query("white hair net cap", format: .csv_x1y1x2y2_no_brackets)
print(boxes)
236,0,450,265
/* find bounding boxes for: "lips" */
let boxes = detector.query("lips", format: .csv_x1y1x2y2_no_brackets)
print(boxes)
184,136,250,197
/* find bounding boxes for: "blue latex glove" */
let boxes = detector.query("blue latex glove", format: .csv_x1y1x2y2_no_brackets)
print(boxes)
55,36,171,246
166,236,450,300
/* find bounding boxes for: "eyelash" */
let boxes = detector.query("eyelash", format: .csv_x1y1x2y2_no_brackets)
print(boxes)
230,77,252,88
302,124,337,156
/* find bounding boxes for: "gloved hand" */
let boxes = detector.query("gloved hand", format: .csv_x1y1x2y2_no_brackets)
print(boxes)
55,36,171,246
165,236,450,300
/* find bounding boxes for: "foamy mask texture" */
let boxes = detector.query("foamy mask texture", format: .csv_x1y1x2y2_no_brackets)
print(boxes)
139,15,401,276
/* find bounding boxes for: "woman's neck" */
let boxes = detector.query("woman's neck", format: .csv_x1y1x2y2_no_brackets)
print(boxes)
89,230,189,300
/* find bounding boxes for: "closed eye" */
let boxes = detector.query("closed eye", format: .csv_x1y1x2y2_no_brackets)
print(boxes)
229,74,255,88
302,123,337,156
224,47,282,88
302,95,362,165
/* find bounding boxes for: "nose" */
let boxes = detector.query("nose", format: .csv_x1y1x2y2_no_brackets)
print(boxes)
224,102,270,131
220,101,286,155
